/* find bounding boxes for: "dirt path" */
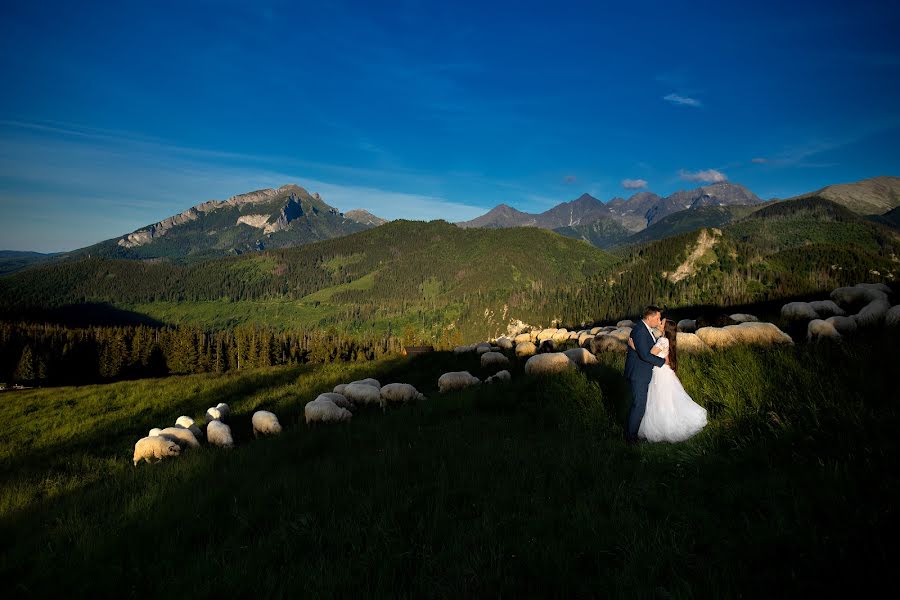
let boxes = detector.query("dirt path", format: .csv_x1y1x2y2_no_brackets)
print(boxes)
668,228,720,283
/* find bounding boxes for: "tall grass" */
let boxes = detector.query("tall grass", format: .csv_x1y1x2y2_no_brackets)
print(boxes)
1,335,896,597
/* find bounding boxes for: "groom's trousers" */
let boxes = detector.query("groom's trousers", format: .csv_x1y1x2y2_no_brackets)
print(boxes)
626,377,650,441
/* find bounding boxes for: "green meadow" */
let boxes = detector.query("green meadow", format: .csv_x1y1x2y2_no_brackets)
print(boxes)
1,333,895,597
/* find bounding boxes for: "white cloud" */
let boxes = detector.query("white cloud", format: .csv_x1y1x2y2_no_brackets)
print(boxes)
678,169,727,183
663,93,702,107
751,157,768,164
621,178,648,189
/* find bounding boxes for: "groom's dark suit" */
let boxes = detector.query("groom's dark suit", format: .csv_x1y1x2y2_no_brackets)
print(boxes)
624,320,666,441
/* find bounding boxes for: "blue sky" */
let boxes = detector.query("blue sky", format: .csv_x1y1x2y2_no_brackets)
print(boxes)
1,0,899,252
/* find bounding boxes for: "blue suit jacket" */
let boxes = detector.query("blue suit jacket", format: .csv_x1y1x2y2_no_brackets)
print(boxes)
624,321,666,383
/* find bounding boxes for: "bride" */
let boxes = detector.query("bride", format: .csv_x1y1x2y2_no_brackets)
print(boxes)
628,318,708,442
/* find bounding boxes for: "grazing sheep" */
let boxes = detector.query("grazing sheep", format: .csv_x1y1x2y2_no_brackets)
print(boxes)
438,371,481,393
677,319,697,333
515,341,537,357
831,285,888,307
205,406,224,422
578,332,594,347
476,343,492,355
592,335,627,353
304,399,352,425
252,411,282,437
343,382,384,407
825,315,858,335
351,378,381,389
724,322,794,346
524,352,575,375
551,329,570,343
485,370,511,384
608,327,632,342
316,392,353,409
495,337,515,350
513,333,532,344
206,420,234,448
808,319,842,342
616,319,635,328
856,282,892,294
536,328,558,342
729,313,759,323
781,302,820,321
564,347,598,366
589,327,602,335
884,305,900,327
453,344,477,354
538,340,557,353
854,298,891,328
174,416,203,440
154,427,200,449
333,383,347,395
808,300,846,317
481,351,511,368
695,327,739,349
675,332,710,353
133,436,181,466
380,383,426,403
148,427,163,437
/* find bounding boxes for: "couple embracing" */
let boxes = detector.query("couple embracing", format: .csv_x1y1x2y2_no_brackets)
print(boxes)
624,305,707,444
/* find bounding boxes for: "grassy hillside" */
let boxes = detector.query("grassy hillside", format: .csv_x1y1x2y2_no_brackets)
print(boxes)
0,220,615,340
0,333,895,596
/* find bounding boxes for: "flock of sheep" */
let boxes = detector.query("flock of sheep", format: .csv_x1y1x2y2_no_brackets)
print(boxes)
132,402,284,465
781,283,899,341
132,379,429,466
133,282,895,465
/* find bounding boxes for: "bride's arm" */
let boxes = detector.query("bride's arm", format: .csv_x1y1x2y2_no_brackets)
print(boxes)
627,338,663,355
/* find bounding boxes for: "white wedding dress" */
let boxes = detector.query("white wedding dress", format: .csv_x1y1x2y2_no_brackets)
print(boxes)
638,337,708,443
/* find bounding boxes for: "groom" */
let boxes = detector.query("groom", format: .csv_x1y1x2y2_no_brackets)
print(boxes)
624,305,668,444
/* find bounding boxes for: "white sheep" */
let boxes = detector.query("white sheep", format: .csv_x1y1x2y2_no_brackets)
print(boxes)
855,282,892,294
781,302,820,321
577,332,594,347
305,398,352,424
831,285,888,307
536,328,558,342
316,392,353,409
729,313,759,323
205,406,224,422
216,403,230,419
252,410,282,437
592,335,627,353
886,305,900,328
350,378,381,389
551,329,570,343
481,351,510,368
675,332,710,353
563,347,598,366
343,382,384,407
515,342,537,357
854,298,891,328
438,371,481,393
724,322,794,346
495,337,515,350
333,383,348,395
206,420,234,448
695,327,739,349
677,319,697,333
589,327,602,335
485,370,511,384
607,327,632,342
380,383,425,403
133,436,181,466
807,319,842,342
616,319,634,328
174,416,203,440
524,352,575,375
808,300,846,317
825,315,858,335
513,333,532,344
154,426,200,449
475,343,492,354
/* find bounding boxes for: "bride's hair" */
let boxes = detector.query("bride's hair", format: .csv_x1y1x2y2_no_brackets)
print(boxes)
664,318,678,372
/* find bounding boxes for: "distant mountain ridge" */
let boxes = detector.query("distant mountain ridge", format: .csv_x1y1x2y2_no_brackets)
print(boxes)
789,176,900,215
458,182,764,234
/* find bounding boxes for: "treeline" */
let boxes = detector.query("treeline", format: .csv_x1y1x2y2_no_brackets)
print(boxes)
0,322,402,386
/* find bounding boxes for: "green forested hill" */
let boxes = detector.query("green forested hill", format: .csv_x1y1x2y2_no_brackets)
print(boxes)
619,205,760,248
0,220,614,339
